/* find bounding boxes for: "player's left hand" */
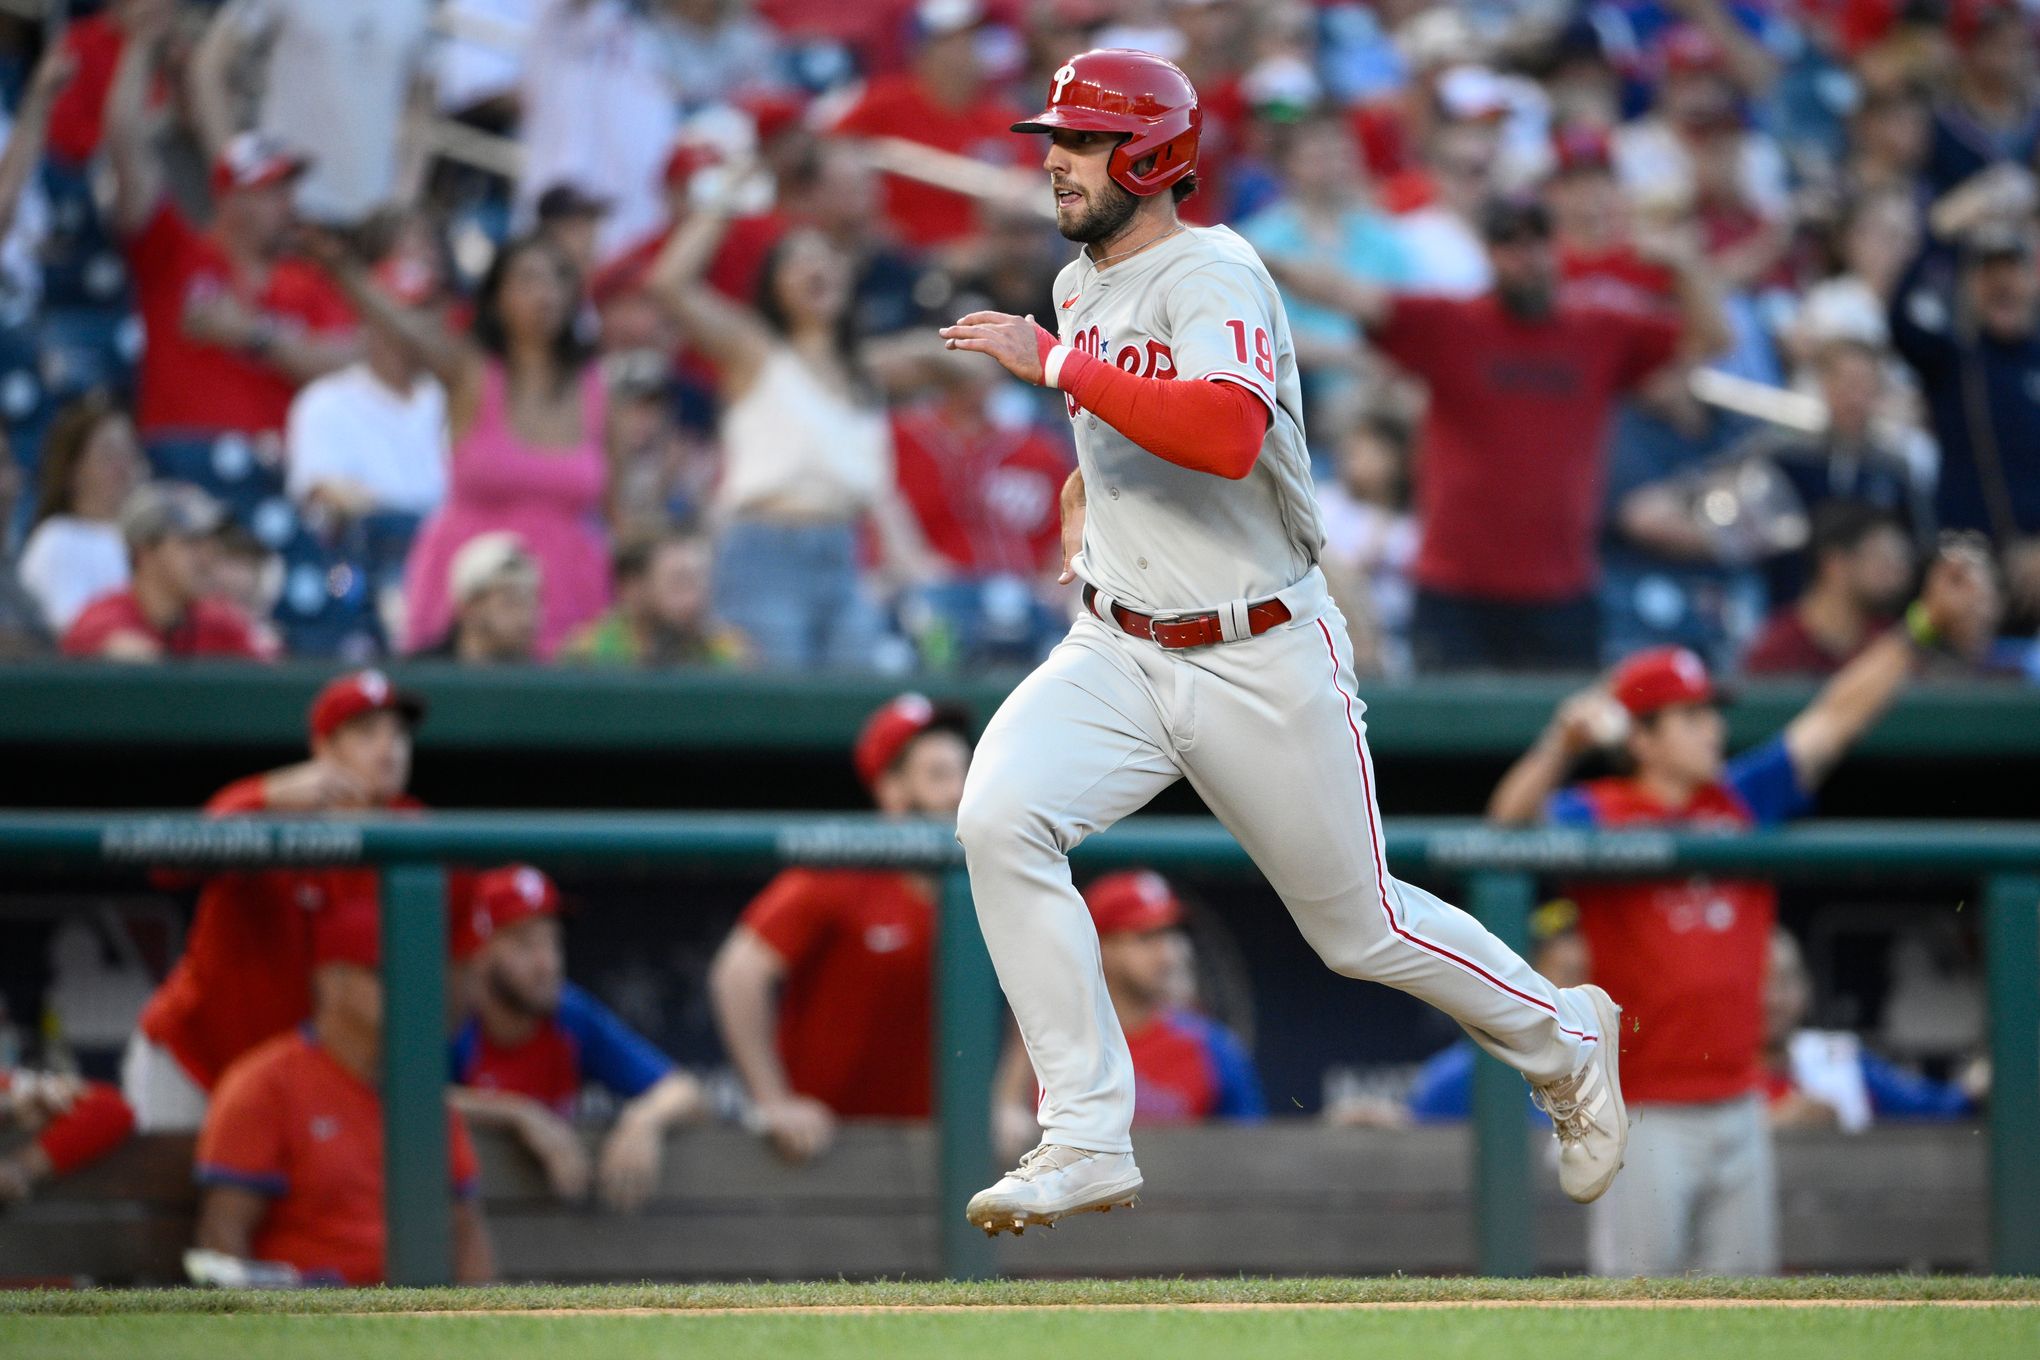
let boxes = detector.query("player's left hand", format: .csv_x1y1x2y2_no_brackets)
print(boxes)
939,311,1053,386
596,1115,664,1213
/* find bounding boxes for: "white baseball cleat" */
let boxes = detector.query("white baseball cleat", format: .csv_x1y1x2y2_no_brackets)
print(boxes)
1531,984,1629,1204
965,1143,1143,1236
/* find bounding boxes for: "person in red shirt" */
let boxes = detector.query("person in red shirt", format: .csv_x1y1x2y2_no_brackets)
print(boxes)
450,865,706,1211
827,1,1025,249
709,693,972,1161
61,482,277,662
42,0,172,167
1271,195,1729,670
1486,544,1997,1275
0,1070,136,1203
992,869,1263,1153
104,17,356,442
1743,502,1913,677
120,670,431,1131
194,901,493,1286
1547,126,1679,316
891,360,1073,577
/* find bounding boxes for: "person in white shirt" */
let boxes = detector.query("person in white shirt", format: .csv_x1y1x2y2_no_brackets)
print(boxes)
286,251,449,518
19,393,146,633
516,0,680,262
189,0,437,225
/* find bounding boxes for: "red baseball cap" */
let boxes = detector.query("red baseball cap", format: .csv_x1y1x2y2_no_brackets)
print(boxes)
853,693,971,791
1084,870,1184,937
1660,25,1729,76
309,669,426,744
1609,646,1716,718
470,864,561,943
212,131,312,196
312,902,381,970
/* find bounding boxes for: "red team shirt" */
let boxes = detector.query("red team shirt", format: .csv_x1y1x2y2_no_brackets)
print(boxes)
125,203,354,437
61,590,276,661
1371,296,1679,602
890,402,1071,574
139,777,420,1090
1549,737,1811,1105
197,1029,478,1285
740,868,934,1117
829,75,1024,247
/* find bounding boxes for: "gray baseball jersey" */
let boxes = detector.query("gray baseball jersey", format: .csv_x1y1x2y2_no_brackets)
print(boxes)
1053,225,1324,614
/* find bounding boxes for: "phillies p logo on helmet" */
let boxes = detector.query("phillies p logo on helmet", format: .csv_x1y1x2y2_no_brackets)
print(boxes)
1051,62,1077,105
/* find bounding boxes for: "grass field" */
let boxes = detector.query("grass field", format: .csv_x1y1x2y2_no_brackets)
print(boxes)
3,1276,2036,1360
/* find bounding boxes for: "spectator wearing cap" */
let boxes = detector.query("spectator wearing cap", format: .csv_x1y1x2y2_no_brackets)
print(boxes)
105,18,359,444
189,0,437,226
1546,125,1679,316
416,532,542,663
992,869,1262,1156
1272,197,1728,670
1743,503,1916,677
120,670,433,1131
827,0,1026,250
560,531,752,668
1610,23,1790,225
450,866,707,1212
19,393,145,636
61,483,278,661
285,241,451,522
1487,545,1998,1274
1923,0,2040,198
709,695,972,1161
0,1069,137,1204
194,901,494,1285
334,227,613,660
516,0,681,261
1889,187,2040,550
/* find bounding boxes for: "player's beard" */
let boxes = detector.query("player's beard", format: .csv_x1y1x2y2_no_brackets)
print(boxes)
1058,177,1142,247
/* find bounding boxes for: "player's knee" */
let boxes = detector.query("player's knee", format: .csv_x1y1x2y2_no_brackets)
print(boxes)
955,772,1051,859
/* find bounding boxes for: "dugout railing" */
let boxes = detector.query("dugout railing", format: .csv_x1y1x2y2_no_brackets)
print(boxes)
0,813,2033,1284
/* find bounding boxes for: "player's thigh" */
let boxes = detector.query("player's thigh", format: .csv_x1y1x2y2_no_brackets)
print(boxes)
1176,611,1391,909
960,621,1180,852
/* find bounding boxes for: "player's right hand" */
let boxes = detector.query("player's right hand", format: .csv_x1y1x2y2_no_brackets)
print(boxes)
758,1095,836,1164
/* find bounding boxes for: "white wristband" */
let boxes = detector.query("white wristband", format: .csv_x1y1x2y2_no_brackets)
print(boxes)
1042,343,1073,390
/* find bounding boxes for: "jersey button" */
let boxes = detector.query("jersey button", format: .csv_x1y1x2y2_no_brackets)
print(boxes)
1137,557,1148,569
1108,487,1120,500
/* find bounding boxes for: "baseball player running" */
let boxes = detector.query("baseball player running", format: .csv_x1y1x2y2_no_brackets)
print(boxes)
938,49,1627,1236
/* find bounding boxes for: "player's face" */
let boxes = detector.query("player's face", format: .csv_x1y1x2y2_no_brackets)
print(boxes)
314,963,384,1047
319,710,413,806
877,730,971,818
486,917,566,1016
1100,927,1180,1009
1630,702,1726,788
1043,129,1140,245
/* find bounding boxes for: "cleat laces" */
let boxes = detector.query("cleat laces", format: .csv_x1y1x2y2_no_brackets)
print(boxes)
1010,1144,1090,1181
1531,1069,1607,1147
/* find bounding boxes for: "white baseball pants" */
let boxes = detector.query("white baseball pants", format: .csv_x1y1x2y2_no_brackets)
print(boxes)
957,570,1604,1154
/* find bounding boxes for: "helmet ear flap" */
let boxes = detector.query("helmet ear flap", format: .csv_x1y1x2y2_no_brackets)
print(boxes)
1106,106,1201,196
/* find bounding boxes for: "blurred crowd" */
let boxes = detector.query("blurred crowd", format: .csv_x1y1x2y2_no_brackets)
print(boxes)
0,0,2036,678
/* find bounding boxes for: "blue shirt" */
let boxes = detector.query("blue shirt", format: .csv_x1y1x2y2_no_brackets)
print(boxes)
1238,201,1411,350
450,982,674,1116
1548,733,1812,830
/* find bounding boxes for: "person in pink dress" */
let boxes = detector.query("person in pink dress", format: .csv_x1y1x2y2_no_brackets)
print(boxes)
307,232,615,658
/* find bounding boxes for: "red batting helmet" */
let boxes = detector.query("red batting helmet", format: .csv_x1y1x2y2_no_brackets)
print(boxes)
1012,49,1201,197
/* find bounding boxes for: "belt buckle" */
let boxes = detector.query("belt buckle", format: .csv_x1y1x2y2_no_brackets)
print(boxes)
1146,609,1211,650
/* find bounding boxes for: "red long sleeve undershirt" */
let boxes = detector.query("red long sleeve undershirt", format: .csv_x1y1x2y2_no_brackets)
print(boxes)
0,1073,136,1176
1035,325,1269,480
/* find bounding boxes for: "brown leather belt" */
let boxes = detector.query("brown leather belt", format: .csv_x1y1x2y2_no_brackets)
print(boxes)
1083,583,1292,651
